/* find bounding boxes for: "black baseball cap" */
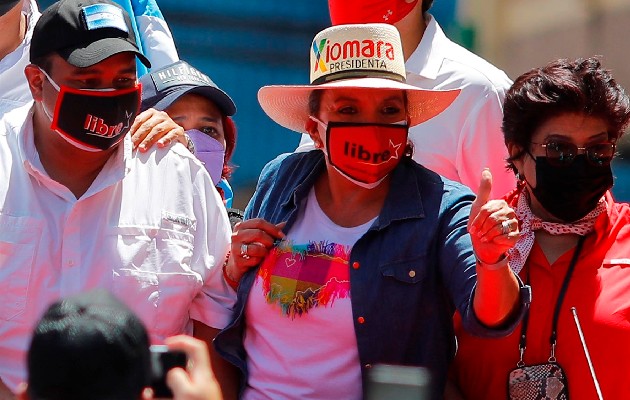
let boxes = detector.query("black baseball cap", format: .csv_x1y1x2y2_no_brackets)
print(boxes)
140,60,236,115
30,0,150,68
0,0,20,15
26,289,151,400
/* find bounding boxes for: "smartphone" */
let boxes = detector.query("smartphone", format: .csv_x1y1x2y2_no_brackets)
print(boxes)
150,345,187,399
366,364,431,400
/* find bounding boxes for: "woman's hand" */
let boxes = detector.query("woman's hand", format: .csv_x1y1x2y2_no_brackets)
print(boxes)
164,335,222,400
225,219,285,283
130,108,188,152
469,169,522,326
468,169,520,265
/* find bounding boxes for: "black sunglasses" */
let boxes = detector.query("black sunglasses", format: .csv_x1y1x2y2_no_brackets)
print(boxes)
530,141,616,167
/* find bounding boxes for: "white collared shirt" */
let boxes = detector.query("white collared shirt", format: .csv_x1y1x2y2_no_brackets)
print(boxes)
403,15,515,197
0,103,234,391
0,0,39,116
297,16,516,197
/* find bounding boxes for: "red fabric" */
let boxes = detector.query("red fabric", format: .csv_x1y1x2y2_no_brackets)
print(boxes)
328,0,419,25
327,123,407,184
451,192,630,400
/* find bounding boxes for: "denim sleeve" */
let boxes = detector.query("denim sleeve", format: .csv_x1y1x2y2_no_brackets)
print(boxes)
243,154,287,220
438,186,530,337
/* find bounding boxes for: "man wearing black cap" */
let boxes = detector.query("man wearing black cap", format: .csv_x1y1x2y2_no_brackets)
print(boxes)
0,0,234,396
0,0,184,152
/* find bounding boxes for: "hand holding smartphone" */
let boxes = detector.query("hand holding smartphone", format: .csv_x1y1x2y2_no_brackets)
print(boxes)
150,345,187,399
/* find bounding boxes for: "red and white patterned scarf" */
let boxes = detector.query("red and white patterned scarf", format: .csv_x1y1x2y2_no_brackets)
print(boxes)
507,191,606,274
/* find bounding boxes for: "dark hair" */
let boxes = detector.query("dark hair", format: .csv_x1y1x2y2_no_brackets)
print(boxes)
422,0,434,14
30,53,54,74
503,57,630,173
308,89,414,158
221,115,237,179
27,290,151,400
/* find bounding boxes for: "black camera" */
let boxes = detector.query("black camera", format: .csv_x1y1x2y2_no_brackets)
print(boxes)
150,345,187,399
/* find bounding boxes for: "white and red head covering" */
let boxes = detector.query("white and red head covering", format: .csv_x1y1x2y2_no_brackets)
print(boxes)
257,23,459,134
329,0,419,25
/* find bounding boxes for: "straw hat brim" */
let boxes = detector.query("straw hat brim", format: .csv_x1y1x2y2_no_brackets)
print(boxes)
258,77,460,134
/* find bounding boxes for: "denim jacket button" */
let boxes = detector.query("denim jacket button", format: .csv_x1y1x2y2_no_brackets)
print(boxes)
352,261,360,269
357,316,365,324
408,270,416,278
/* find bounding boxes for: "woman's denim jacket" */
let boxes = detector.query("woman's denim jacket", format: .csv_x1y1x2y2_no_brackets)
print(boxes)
214,151,530,399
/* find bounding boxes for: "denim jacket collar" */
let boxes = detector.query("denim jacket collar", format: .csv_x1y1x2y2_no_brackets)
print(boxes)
281,152,427,232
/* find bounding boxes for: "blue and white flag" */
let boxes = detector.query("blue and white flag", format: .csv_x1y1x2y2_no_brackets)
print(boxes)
114,0,180,76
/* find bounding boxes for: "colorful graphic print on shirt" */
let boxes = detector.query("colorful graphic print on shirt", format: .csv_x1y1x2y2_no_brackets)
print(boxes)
257,240,351,319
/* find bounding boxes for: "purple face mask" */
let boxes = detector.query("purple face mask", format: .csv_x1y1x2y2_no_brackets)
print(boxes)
186,129,225,185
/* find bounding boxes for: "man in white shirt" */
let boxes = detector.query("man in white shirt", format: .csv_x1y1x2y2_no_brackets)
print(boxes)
298,0,515,197
0,0,234,396
0,0,184,150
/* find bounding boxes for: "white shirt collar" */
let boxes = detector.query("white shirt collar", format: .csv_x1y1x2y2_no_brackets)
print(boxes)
405,14,449,79
18,106,131,200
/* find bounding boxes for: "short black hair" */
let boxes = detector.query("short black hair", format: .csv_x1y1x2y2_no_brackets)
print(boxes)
503,57,630,173
27,289,151,400
422,0,434,14
30,53,54,74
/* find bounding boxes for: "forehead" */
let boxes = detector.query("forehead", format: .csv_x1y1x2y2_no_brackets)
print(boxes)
167,93,222,116
532,113,609,142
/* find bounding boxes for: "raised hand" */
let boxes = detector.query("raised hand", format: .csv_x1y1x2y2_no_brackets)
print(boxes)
468,169,519,265
165,335,222,400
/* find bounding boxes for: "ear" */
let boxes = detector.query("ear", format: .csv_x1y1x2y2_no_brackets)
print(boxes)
24,64,45,102
304,117,324,149
507,142,522,160
507,141,525,174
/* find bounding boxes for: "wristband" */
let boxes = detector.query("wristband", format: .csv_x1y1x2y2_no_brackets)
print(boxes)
222,252,239,291
475,253,509,270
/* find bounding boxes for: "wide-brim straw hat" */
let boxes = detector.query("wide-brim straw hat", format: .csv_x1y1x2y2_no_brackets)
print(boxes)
258,23,460,134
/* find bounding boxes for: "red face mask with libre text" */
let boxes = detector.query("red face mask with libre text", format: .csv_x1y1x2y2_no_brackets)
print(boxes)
325,121,409,187
328,0,419,25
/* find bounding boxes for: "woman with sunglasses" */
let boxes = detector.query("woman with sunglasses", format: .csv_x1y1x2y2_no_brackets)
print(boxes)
450,57,630,400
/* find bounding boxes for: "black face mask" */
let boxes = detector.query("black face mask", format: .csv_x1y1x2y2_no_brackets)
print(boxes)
42,70,140,151
529,155,612,222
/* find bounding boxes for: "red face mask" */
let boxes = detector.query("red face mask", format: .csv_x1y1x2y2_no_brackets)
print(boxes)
318,120,409,188
329,0,419,25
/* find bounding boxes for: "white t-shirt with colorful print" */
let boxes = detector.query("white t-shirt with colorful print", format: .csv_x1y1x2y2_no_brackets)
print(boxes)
243,188,375,400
